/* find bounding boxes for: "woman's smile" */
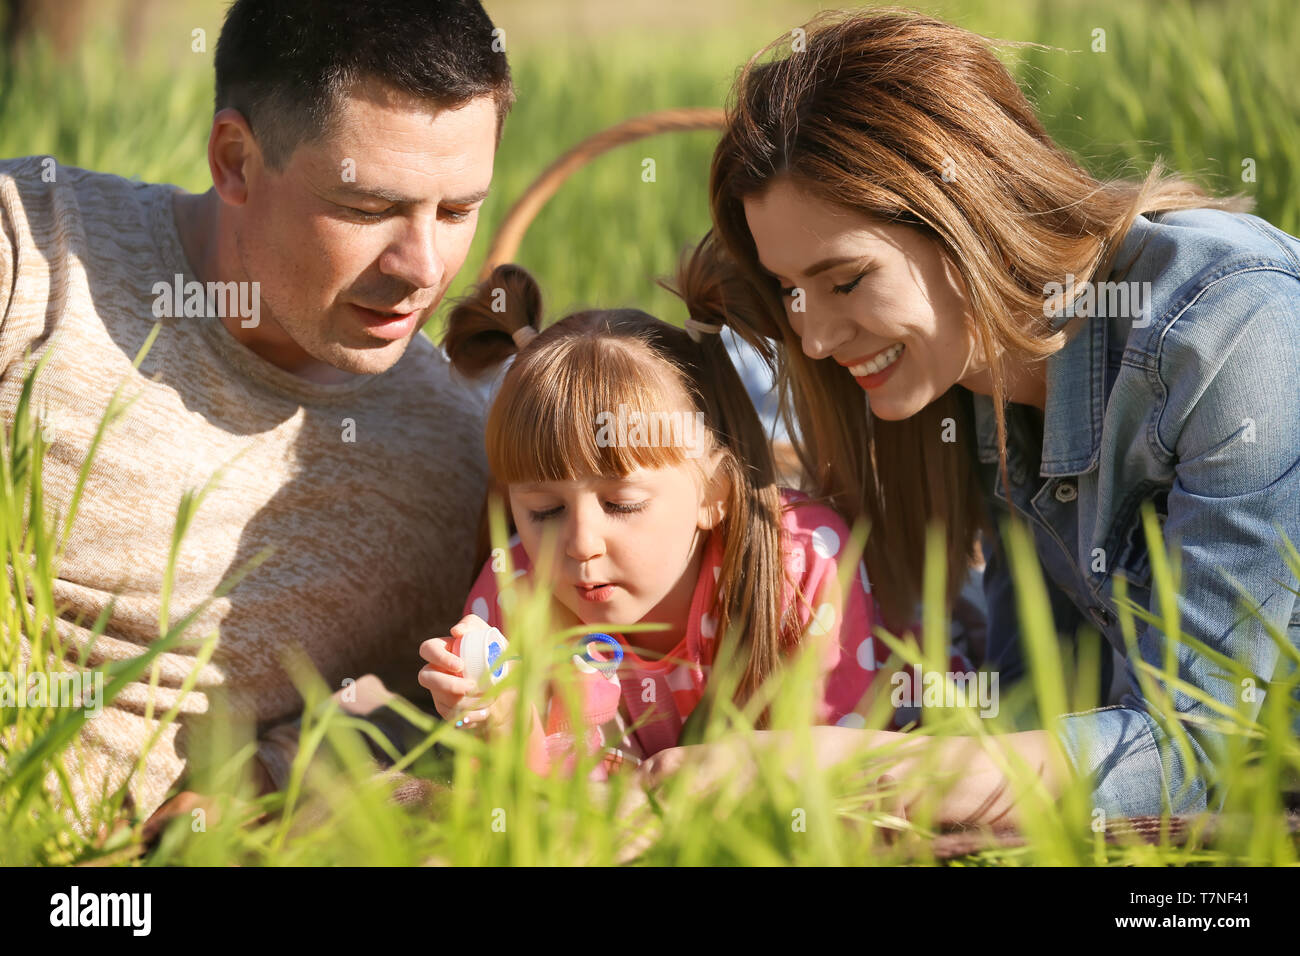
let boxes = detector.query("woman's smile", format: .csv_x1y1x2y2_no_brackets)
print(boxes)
841,343,906,389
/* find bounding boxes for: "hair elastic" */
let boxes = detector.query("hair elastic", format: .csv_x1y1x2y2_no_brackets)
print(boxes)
511,325,539,348
684,316,724,343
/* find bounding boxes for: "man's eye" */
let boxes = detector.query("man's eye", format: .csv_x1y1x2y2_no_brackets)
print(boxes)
441,208,474,223
345,205,391,222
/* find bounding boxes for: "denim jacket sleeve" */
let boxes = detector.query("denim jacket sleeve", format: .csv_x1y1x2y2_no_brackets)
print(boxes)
1055,269,1300,817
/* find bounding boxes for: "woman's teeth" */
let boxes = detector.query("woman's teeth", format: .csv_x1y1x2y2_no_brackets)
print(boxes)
849,344,905,376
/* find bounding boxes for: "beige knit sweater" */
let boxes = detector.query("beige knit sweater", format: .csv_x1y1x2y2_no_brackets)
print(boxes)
0,156,489,823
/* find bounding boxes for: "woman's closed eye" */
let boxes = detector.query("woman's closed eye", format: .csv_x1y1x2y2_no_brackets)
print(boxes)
779,269,869,297
527,500,649,522
832,270,869,296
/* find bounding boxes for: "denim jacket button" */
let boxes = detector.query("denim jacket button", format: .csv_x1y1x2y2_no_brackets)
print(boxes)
1054,481,1078,503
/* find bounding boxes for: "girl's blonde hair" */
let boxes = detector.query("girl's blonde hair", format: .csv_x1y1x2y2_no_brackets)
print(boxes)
442,234,809,720
708,7,1253,631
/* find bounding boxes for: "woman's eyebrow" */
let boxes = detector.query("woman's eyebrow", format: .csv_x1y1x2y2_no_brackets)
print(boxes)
759,254,868,279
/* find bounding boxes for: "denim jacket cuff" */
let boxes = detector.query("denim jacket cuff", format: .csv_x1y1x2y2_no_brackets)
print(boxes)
1053,703,1209,817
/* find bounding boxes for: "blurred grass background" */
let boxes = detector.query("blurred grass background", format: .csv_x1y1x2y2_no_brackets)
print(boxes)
2,0,1296,337
1,0,1297,867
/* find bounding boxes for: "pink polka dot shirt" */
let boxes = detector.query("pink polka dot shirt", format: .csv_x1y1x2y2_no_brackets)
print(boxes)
461,488,890,763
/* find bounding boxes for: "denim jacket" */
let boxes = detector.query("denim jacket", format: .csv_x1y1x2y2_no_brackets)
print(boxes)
972,208,1300,817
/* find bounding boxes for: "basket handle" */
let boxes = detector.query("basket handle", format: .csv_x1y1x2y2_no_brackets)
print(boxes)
478,106,726,281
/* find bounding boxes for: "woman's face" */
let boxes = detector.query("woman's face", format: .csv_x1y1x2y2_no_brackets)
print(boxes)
508,459,725,644
742,177,984,420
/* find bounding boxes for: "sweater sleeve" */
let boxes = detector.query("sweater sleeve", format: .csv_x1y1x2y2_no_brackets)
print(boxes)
0,171,13,333
254,720,302,792
0,159,36,376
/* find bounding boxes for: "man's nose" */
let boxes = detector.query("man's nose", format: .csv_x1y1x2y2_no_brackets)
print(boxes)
381,214,445,292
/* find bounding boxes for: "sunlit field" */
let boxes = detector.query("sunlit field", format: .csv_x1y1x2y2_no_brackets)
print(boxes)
1,0,1297,866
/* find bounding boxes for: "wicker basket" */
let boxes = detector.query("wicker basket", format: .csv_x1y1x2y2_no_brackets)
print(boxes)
476,106,804,485
477,107,725,280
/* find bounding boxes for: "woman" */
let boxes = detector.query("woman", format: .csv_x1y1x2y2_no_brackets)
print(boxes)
641,9,1300,826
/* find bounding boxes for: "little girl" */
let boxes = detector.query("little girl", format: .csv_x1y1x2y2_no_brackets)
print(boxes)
419,235,892,775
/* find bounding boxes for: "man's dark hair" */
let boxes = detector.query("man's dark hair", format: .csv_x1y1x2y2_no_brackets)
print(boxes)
214,0,514,171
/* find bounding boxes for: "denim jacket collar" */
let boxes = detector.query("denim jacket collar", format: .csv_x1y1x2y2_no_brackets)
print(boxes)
972,215,1156,477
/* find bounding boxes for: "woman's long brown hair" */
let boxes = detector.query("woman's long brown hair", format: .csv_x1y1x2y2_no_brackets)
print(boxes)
708,7,1253,632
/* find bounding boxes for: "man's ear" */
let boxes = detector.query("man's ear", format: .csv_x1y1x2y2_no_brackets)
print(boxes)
208,107,258,206
697,450,730,531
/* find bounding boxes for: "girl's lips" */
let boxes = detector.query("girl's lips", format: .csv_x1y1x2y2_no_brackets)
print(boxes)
576,583,617,603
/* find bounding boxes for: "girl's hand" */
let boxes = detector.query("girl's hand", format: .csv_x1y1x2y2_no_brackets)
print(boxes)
417,613,496,725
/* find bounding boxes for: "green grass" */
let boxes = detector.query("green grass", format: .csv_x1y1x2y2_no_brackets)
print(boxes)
1,342,1295,866
1,0,1298,865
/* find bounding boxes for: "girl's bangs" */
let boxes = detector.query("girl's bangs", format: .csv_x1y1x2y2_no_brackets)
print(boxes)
485,337,707,485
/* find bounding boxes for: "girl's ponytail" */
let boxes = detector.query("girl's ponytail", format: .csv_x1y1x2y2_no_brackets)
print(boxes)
442,263,544,378
660,231,799,728
442,264,544,576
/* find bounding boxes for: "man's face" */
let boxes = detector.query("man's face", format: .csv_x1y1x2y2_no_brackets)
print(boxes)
233,79,497,376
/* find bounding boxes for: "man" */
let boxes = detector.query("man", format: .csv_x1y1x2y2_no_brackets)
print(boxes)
0,0,511,823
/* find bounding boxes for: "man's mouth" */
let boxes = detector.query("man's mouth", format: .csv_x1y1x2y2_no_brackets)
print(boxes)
351,303,427,340
355,302,428,319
